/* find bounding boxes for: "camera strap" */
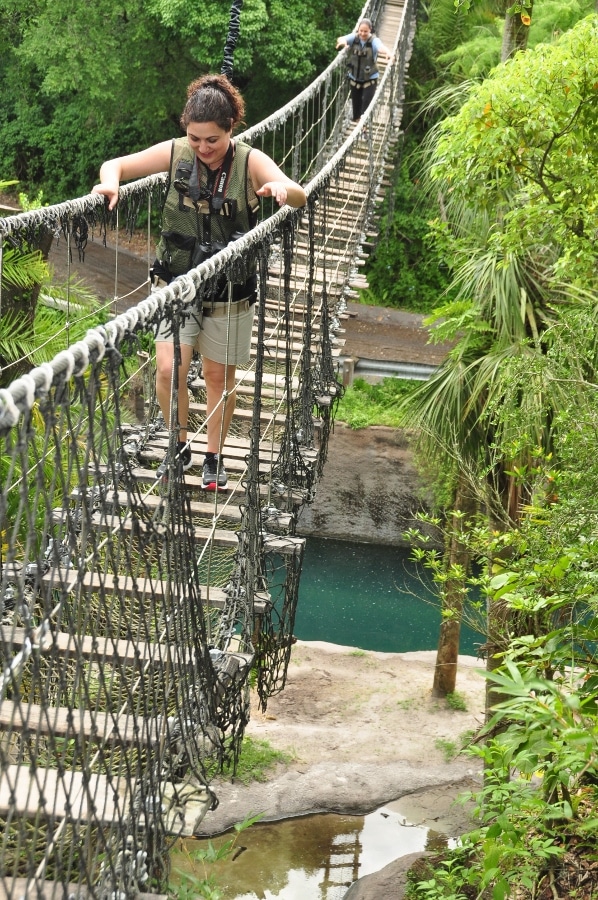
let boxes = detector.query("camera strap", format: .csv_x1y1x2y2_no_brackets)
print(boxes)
201,141,235,244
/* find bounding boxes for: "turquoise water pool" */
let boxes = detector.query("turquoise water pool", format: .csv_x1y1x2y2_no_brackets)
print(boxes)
295,537,482,655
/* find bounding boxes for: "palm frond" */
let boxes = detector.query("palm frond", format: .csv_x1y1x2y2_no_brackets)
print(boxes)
0,309,38,369
1,246,48,289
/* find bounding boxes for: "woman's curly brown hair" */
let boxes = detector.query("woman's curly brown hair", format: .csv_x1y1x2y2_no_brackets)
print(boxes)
180,74,245,132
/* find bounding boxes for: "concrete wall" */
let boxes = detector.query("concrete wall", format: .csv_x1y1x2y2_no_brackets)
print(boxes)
296,424,437,547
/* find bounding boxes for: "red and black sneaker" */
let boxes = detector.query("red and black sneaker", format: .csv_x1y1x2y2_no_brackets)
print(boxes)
201,454,228,491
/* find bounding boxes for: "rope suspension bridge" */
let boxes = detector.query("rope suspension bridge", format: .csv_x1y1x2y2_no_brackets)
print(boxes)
0,0,414,896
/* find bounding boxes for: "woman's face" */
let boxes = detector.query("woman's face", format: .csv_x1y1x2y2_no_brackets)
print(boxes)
186,121,232,169
357,22,372,41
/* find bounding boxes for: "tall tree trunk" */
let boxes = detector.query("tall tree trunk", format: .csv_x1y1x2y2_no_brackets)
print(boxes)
432,472,476,698
501,2,533,62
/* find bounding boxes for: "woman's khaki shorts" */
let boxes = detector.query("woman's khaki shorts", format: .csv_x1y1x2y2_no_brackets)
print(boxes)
155,299,255,366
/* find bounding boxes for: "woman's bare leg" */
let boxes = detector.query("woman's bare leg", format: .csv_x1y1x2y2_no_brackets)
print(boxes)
202,357,237,453
156,341,194,442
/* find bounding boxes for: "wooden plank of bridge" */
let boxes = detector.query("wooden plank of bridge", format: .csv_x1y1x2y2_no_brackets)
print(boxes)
89,511,239,548
261,299,320,316
190,377,294,401
0,700,161,745
235,370,300,388
108,446,313,507
257,310,315,332
263,534,306,556
129,431,280,455
134,426,303,488
250,333,341,356
129,466,309,506
42,566,271,611
130,460,250,489
278,263,360,284
108,489,294,534
0,765,128,823
292,245,368,267
137,439,283,468
252,334,342,359
187,399,287,426
1,625,180,666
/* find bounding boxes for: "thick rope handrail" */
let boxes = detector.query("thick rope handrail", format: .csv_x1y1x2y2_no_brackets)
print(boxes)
0,194,101,240
0,177,165,240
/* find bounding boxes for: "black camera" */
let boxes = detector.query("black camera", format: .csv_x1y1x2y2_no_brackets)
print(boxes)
173,160,211,202
195,243,216,265
192,231,247,267
173,160,193,195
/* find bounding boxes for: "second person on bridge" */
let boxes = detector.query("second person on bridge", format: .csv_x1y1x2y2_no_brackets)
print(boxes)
92,74,306,490
336,18,394,124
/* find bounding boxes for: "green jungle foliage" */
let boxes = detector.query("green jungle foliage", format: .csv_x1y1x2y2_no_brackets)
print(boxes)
363,0,596,314
406,0,500,117
363,146,455,312
406,359,598,897
399,12,598,497
336,376,417,428
362,0,497,313
398,11,598,524
430,14,598,287
401,7,598,895
0,0,362,201
407,0,594,124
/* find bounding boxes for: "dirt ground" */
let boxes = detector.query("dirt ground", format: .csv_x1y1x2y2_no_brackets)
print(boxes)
196,641,485,836
248,642,484,768
340,301,450,367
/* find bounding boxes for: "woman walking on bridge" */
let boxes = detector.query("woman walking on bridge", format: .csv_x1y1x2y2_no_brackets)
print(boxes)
93,74,306,491
336,18,393,124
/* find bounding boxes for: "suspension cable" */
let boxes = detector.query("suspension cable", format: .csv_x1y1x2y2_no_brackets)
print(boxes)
221,0,244,82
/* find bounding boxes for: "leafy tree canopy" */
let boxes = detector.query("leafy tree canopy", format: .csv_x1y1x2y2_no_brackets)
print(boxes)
431,14,598,285
434,0,594,81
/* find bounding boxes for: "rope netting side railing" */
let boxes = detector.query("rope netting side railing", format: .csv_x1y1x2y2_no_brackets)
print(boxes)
0,0,414,894
0,334,219,899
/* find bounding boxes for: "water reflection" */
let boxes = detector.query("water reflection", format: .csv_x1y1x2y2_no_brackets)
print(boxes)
172,801,456,900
